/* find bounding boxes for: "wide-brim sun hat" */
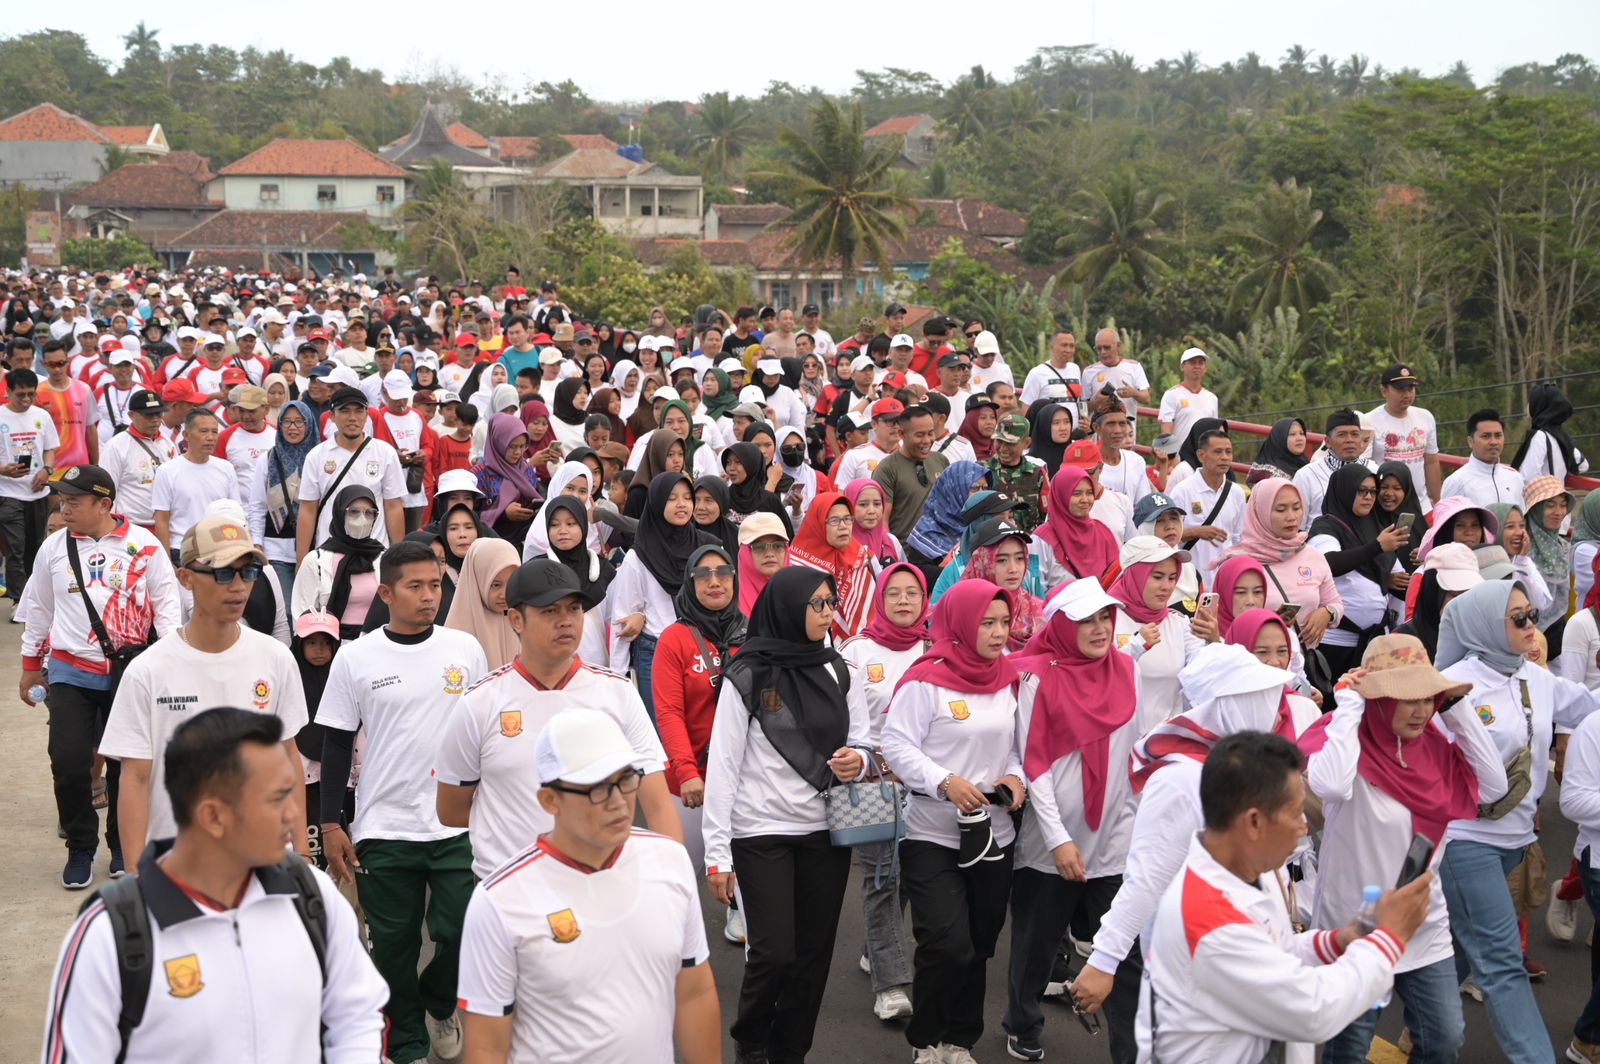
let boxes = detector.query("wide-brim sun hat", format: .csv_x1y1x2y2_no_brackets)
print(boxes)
1353,633,1472,702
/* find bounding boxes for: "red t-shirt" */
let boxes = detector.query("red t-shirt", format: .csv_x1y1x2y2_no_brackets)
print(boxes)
651,624,735,794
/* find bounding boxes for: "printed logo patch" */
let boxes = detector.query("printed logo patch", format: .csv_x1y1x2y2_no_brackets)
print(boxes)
761,689,783,713
949,700,970,721
547,909,581,943
1115,633,1131,649
866,663,885,684
443,665,466,695
323,459,337,475
1476,705,1495,726
499,710,522,737
1191,502,1204,515
164,954,204,998
251,679,270,710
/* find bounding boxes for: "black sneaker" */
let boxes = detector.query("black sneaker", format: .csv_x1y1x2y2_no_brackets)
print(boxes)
1007,1034,1045,1061
734,1045,768,1064
62,848,94,889
109,847,126,879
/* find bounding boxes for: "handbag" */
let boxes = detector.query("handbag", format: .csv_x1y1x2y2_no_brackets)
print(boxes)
825,747,905,849
1478,680,1535,820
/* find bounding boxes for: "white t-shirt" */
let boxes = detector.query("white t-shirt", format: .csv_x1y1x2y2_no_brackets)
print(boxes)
377,408,428,506
1081,360,1151,422
216,423,277,499
1166,473,1248,574
457,830,709,1064
435,659,667,879
100,430,176,525
1158,385,1219,454
318,626,488,843
0,404,59,500
100,627,308,845
94,385,138,443
150,455,241,548
1019,361,1082,406
437,361,472,394
1365,404,1438,513
834,442,893,485
297,436,406,547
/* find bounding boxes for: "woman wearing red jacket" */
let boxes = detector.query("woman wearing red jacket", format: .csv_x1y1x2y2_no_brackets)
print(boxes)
652,542,750,943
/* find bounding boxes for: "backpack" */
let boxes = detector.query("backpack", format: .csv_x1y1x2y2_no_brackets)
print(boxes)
87,854,329,1062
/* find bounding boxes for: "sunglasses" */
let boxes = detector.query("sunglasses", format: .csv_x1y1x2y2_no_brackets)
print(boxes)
964,331,982,340
914,463,929,487
807,595,841,614
691,565,735,581
186,562,262,585
1509,609,1540,629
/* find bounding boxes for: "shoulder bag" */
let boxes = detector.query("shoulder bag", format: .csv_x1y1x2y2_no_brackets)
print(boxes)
1179,475,1233,551
66,535,154,684
1478,679,1535,820
311,436,373,531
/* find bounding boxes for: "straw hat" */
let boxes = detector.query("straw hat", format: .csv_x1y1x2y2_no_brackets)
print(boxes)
1353,634,1472,701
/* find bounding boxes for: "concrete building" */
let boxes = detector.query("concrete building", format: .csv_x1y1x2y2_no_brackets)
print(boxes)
864,114,938,169
61,152,220,246
0,104,170,190
207,139,408,221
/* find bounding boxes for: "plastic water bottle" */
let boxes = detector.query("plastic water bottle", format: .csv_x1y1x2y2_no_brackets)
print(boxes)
1355,884,1391,1010
27,685,46,704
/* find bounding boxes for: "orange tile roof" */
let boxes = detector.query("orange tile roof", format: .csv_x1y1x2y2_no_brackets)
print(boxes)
0,103,109,143
170,209,372,250
864,114,932,138
492,136,541,161
217,138,407,178
560,133,620,152
100,125,154,146
62,161,214,209
712,203,792,225
446,123,490,150
164,151,214,182
912,198,1025,238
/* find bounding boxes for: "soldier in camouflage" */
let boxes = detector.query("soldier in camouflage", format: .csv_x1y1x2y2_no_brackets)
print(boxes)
986,414,1047,533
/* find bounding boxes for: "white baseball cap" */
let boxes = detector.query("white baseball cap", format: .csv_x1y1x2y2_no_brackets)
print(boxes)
756,358,783,376
972,330,1000,356
535,708,655,786
236,324,258,339
639,334,662,351
106,348,140,367
538,348,565,366
1118,534,1191,569
718,357,744,374
738,385,766,403
381,370,413,399
889,332,915,349
1043,577,1121,622
669,357,694,374
1180,347,1209,363
850,353,876,373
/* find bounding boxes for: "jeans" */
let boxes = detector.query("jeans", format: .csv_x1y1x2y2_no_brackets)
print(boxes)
270,560,298,608
633,630,658,722
1575,847,1600,1043
47,682,119,853
1440,838,1554,1063
0,494,45,599
1321,954,1464,1064
857,840,912,992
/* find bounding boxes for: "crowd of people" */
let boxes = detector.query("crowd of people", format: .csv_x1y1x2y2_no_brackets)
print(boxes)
16,262,1600,1063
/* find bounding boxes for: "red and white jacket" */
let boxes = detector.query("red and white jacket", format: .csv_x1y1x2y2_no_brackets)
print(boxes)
19,518,182,675
1136,833,1403,1064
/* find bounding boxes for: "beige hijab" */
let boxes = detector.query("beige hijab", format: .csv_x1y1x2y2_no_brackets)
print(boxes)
444,538,522,670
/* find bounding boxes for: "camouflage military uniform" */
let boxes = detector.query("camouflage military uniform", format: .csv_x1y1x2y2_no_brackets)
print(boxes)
987,457,1046,533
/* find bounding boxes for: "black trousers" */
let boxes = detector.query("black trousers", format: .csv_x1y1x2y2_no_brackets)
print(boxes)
0,495,46,601
901,837,1014,1050
47,681,119,852
1003,867,1142,1062
730,831,852,1063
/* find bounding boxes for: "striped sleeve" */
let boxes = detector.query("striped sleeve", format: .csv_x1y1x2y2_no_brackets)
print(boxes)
41,902,125,1064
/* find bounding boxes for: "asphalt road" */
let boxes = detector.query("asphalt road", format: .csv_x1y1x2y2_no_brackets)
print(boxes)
0,613,1593,1062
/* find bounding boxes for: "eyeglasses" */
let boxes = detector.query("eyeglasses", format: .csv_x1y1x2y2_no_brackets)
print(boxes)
824,516,853,529
750,541,786,556
807,595,840,614
1509,609,1540,629
691,565,735,581
185,562,262,585
547,770,642,804
1354,487,1377,498
964,331,981,340
278,417,307,428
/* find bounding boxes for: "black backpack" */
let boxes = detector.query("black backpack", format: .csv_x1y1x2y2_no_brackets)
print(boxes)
86,854,329,1062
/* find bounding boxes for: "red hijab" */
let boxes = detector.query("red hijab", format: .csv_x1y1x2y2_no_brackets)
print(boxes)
1033,466,1119,583
1212,556,1269,635
957,406,997,463
861,561,931,651
788,492,874,640
896,580,1019,695
1107,560,1169,625
1013,607,1137,829
519,400,552,449
1224,609,1300,740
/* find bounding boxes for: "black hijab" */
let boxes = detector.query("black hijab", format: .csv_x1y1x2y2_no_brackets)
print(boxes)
552,377,588,427
693,475,740,558
723,441,771,514
437,502,488,575
1254,417,1309,478
1027,402,1074,476
1513,383,1582,474
1375,460,1425,569
1180,416,1228,471
674,544,748,655
544,495,616,606
320,484,386,624
634,472,718,594
1397,570,1448,657
1309,463,1392,588
727,568,849,767
291,635,335,761
779,356,804,390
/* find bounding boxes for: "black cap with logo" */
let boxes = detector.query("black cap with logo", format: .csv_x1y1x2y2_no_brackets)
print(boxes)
128,389,166,414
48,464,116,500
506,558,584,609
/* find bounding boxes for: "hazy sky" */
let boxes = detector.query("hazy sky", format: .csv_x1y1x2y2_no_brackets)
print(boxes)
18,0,1598,103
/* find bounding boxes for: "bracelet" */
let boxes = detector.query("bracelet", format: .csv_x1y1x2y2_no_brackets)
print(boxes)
936,773,954,800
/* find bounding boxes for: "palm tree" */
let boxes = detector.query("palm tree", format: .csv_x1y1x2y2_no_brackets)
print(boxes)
122,21,160,59
694,92,753,181
942,68,994,143
1056,172,1177,293
1226,178,1341,319
1281,45,1310,77
1338,53,1369,96
749,99,910,291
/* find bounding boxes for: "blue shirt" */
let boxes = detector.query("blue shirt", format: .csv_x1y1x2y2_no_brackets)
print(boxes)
497,345,541,382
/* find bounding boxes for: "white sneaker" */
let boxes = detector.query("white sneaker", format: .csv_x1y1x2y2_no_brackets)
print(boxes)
874,988,913,1020
940,1045,979,1063
1460,977,1484,1002
1069,933,1092,959
724,906,747,944
1549,895,1581,942
912,1049,942,1064
427,1010,463,1058
859,953,873,975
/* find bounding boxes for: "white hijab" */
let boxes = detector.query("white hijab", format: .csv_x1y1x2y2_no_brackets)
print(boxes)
521,460,602,561
610,359,642,419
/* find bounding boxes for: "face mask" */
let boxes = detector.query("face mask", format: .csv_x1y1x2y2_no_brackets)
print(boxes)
780,447,805,467
344,512,376,539
622,342,637,354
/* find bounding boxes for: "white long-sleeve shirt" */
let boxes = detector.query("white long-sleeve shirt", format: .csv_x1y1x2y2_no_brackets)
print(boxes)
1558,609,1600,690
245,454,298,565
880,681,1024,850
700,667,867,873
1136,834,1403,1064
1559,708,1600,870
839,635,925,744
1441,656,1600,850
1014,672,1138,878
608,551,677,639
1306,688,1508,971
1439,455,1525,511
1114,609,1205,734
1518,430,1589,484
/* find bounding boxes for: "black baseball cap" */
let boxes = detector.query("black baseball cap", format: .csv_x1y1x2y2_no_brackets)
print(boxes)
969,516,1031,550
884,302,906,316
506,558,583,609
1382,363,1420,387
48,464,115,500
801,303,820,315
128,388,166,414
328,386,368,410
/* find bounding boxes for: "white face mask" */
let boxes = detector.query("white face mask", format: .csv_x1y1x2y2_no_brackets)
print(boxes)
344,512,376,539
622,342,637,354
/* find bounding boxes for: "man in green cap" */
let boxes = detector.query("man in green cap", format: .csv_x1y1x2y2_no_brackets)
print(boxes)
986,414,1047,533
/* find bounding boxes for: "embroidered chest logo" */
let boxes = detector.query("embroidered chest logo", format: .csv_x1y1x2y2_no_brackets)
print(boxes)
1190,501,1204,515
323,459,337,475
949,700,970,721
251,679,271,710
866,663,885,684
499,711,522,737
164,954,204,998
443,665,466,695
365,460,380,478
1115,633,1130,649
1476,705,1495,726
547,909,581,943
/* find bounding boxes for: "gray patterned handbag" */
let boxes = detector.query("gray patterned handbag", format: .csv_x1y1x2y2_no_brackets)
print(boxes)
824,750,906,848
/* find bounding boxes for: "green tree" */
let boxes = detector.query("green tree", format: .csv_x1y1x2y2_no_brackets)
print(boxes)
1057,172,1177,293
693,92,753,180
61,233,153,270
1225,177,1341,318
750,99,911,290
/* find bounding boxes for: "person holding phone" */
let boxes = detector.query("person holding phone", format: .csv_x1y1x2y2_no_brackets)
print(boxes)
1300,634,1507,1063
1210,477,1343,650
1308,465,1410,678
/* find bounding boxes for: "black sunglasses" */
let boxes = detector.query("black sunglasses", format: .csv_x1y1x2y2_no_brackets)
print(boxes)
1509,608,1540,630
914,463,929,487
186,562,262,585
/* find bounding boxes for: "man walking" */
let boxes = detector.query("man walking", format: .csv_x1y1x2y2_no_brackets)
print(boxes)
0,367,58,604
152,410,240,565
296,385,407,556
317,541,489,1064
874,405,950,544
1020,331,1083,407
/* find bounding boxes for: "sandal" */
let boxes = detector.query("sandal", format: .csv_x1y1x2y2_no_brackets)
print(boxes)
91,782,107,810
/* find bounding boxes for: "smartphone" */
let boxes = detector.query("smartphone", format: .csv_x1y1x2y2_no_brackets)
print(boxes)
1275,603,1302,625
1395,833,1435,888
1396,512,1416,531
1197,592,1219,612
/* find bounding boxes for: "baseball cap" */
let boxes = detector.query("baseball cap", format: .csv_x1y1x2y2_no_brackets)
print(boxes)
453,333,479,348
180,515,266,569
1180,347,1208,363
920,392,951,418
669,357,694,375
836,410,871,433
717,357,743,375
1422,542,1484,593
220,367,249,387
737,511,790,547
1133,492,1184,529
936,352,966,370
436,390,462,406
884,302,906,316
506,557,584,610
538,348,565,366
881,370,909,390
47,465,115,500
328,386,368,410
889,332,915,349
128,388,166,414
1063,439,1103,468
381,370,414,399
730,401,766,421
574,329,595,343
201,335,226,349
965,395,998,413
229,385,268,410
969,516,1031,550
1148,433,1181,457
1473,544,1515,582
294,610,340,642
1044,576,1122,622
756,358,783,377
236,325,257,339
308,327,331,342
801,303,820,315
161,378,199,404
850,354,876,374
434,468,485,499
972,330,1000,356
98,335,122,354
993,414,1030,444
535,707,655,787
106,348,140,366
307,362,335,379
871,397,905,420
1382,363,1420,387
1119,533,1190,569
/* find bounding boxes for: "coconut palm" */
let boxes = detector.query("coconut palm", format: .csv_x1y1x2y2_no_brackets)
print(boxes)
694,92,753,180
749,99,910,291
1056,172,1177,293
1226,177,1341,318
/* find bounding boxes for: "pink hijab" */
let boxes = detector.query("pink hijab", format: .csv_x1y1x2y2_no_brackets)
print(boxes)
1210,477,1306,570
738,543,786,616
895,580,1019,696
844,478,898,565
860,561,930,651
1223,609,1300,740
